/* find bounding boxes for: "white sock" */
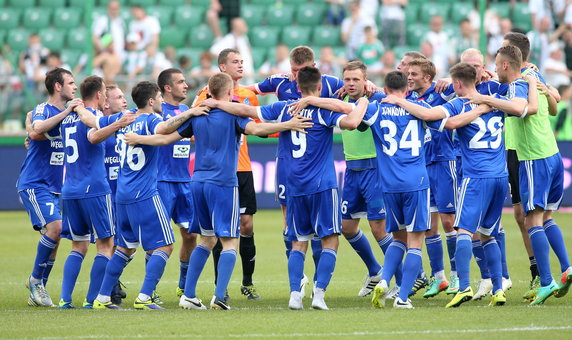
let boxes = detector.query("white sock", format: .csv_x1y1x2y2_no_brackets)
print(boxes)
435,270,446,280
138,293,151,302
96,294,110,303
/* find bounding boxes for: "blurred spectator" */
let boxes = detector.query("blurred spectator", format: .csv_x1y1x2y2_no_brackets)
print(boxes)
129,5,161,57
325,0,347,25
178,55,193,74
530,0,566,29
207,0,241,40
124,33,147,78
423,16,454,78
487,18,512,69
341,1,377,60
0,48,14,129
370,49,396,80
210,18,254,78
379,0,407,48
359,0,379,23
357,26,385,68
316,46,344,78
259,44,291,77
527,16,552,72
190,51,218,84
33,52,71,87
454,19,478,62
556,25,572,70
150,46,176,79
552,84,572,140
18,34,49,92
468,4,500,37
544,42,571,88
92,0,126,63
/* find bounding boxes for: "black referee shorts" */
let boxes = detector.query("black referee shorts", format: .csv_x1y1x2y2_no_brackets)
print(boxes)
507,149,521,205
238,171,257,215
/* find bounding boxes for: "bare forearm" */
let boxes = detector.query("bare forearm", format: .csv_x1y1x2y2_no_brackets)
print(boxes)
128,132,182,146
216,101,258,118
547,92,558,116
445,109,482,129
88,122,121,144
340,98,368,130
483,97,526,116
246,122,290,136
33,110,69,133
307,97,353,113
396,99,444,121
75,107,98,128
157,113,191,134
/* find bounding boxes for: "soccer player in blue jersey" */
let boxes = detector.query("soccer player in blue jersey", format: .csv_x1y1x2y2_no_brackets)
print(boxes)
18,68,80,307
74,81,207,310
126,73,313,310
57,76,136,309
156,68,198,300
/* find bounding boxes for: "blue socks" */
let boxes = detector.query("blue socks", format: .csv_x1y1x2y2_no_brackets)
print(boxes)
85,254,110,304
311,239,322,282
316,249,337,290
543,219,570,272
141,250,170,297
215,249,237,300
381,240,406,285
528,226,553,286
379,235,403,286
445,231,457,272
42,259,55,286
99,249,130,297
346,230,382,276
284,237,292,259
60,250,84,303
425,234,444,277
184,245,211,298
288,250,305,292
483,239,503,294
456,234,473,291
32,235,57,280
472,240,490,279
496,228,509,279
398,248,422,301
179,261,189,290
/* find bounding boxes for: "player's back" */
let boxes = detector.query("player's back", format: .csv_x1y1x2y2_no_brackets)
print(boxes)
17,103,64,193
60,107,111,199
157,102,191,182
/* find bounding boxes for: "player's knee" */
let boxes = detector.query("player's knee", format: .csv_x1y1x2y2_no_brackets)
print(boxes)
200,235,217,250
45,220,62,239
321,234,339,251
72,241,89,255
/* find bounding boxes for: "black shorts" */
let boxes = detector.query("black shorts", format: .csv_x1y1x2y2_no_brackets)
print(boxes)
238,171,257,215
507,149,521,205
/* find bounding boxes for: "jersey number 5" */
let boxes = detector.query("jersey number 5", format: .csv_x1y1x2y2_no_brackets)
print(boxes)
64,126,79,163
380,120,421,156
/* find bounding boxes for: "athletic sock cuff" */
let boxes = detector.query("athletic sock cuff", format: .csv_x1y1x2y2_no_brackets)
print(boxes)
528,226,544,236
407,248,422,257
152,250,170,262
322,248,337,257
95,253,110,260
445,231,457,238
40,235,57,249
346,230,364,243
221,249,237,256
378,234,393,247
70,250,84,259
543,219,556,229
482,239,498,248
390,240,407,252
458,234,472,242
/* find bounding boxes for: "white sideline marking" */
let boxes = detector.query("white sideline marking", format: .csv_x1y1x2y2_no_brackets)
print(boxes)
9,326,572,340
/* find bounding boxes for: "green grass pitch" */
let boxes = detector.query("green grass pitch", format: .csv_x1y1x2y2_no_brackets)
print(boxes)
1,210,572,339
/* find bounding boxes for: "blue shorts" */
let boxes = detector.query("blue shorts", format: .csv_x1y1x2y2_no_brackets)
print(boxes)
19,188,61,231
455,177,507,236
189,182,240,238
520,153,564,215
115,195,175,251
158,181,193,228
61,194,115,241
286,188,342,241
427,160,457,214
456,156,463,190
384,189,431,233
276,157,288,206
341,168,385,220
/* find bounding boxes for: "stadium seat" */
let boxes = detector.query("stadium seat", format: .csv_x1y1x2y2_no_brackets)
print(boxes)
250,0,271,5
189,0,211,9
189,24,214,49
97,0,127,6
38,0,66,7
393,45,415,59
311,25,340,47
175,6,205,26
176,47,203,67
295,3,326,26
450,3,473,24
284,0,307,5
91,7,107,21
241,5,265,27
160,28,186,48
53,8,82,29
250,26,280,48
7,29,30,52
126,0,156,6
66,28,89,50
7,0,35,9
0,30,6,45
420,3,450,24
489,2,510,18
512,3,532,32
40,28,65,51
162,0,186,7
281,26,311,47
267,5,295,27
251,46,267,70
147,6,174,27
442,24,459,39
61,49,82,69
0,8,21,30
23,8,52,30
404,4,419,26
406,24,426,48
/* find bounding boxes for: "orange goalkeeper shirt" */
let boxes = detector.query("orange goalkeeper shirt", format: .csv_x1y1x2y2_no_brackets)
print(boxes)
192,85,259,172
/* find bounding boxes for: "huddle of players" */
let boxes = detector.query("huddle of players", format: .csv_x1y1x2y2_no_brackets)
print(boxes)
18,35,572,311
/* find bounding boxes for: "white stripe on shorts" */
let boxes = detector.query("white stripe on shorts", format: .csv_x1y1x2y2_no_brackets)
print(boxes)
525,160,535,211
28,189,46,226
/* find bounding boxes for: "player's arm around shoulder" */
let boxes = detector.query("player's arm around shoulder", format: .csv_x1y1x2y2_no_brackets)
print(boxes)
88,112,137,144
155,106,209,135
33,98,82,133
444,103,492,130
124,131,183,147
338,97,369,130
26,111,46,141
287,96,353,116
244,115,314,136
199,98,258,118
383,95,446,121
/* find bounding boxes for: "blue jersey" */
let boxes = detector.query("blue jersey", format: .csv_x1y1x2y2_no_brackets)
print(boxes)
158,102,191,182
177,109,251,187
256,74,344,101
103,133,120,197
413,83,455,164
521,67,547,85
61,107,111,199
259,101,345,196
506,78,530,100
363,100,445,193
17,103,64,193
441,98,508,178
98,112,163,204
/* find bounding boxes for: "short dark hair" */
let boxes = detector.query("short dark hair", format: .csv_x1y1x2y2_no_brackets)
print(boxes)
131,81,160,109
297,66,321,94
504,32,530,61
208,72,233,99
80,75,104,100
290,46,315,65
157,68,183,94
497,45,523,70
45,68,73,95
343,60,367,78
218,48,240,65
385,71,408,91
449,63,477,86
